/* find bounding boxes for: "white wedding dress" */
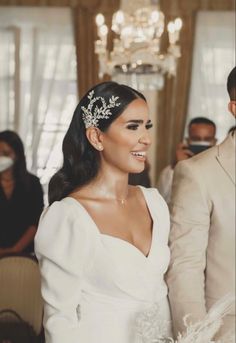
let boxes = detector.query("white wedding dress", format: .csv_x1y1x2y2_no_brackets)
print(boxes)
35,186,172,343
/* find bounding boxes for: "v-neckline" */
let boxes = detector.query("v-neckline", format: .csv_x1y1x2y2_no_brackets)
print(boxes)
65,186,155,259
101,232,154,259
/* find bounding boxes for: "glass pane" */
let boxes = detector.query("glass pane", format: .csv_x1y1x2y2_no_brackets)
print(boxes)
0,7,78,200
0,28,15,129
187,11,235,142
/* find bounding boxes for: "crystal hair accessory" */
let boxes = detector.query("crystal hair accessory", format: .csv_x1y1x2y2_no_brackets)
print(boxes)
81,90,121,128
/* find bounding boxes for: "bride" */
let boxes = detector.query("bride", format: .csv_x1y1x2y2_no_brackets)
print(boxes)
35,81,172,343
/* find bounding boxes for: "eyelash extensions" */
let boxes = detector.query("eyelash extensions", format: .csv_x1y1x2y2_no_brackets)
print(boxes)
127,123,153,130
146,123,153,130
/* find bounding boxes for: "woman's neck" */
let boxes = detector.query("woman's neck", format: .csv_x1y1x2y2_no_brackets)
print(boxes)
0,168,14,181
79,167,130,202
95,171,129,200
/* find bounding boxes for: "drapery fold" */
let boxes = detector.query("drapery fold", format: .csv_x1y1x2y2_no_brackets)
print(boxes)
187,11,235,142
73,0,120,98
0,7,78,189
156,3,196,177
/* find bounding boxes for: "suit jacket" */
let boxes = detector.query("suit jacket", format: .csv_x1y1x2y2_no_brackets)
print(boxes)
157,165,174,205
167,132,235,338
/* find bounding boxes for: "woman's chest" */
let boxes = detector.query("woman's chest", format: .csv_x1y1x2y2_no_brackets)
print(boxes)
83,229,170,302
84,201,153,257
0,180,15,200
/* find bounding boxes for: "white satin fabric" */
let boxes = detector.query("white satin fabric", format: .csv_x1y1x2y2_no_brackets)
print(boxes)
35,186,172,343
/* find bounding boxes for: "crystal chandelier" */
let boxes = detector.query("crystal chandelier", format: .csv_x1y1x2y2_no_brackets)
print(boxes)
95,0,182,90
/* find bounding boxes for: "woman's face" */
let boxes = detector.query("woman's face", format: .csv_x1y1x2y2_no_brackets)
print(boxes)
0,141,16,161
100,98,152,174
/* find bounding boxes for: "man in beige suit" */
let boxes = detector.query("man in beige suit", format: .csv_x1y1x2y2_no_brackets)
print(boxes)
167,66,236,339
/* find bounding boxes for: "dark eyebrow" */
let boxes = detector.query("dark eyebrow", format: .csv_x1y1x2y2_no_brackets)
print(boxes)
126,119,152,124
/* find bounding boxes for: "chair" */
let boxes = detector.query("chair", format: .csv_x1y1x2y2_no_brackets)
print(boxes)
0,254,44,337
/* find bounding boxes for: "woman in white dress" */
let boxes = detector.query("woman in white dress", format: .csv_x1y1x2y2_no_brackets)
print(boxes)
35,81,172,343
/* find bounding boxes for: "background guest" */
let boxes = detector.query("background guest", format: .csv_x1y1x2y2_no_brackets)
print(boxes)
0,130,44,256
157,117,217,204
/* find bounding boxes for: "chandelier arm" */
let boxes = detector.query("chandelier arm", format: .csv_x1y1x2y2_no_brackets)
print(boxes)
95,3,183,90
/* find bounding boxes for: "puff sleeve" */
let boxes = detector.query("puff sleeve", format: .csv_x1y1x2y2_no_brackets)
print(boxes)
34,200,95,343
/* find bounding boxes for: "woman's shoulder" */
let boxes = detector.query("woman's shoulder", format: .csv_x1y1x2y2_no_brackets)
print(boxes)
134,185,169,213
35,197,98,269
39,196,97,232
36,197,98,252
40,197,82,220
134,185,164,200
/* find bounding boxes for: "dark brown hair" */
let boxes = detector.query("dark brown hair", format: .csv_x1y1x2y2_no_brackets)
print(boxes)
48,81,146,205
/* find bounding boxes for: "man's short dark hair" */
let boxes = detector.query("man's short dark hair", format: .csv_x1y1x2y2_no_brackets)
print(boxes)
188,117,216,131
227,66,236,101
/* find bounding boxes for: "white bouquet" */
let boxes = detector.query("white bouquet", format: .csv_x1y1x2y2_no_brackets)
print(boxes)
135,294,235,343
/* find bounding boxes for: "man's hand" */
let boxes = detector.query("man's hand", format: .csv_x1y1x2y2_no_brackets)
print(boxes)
173,142,194,167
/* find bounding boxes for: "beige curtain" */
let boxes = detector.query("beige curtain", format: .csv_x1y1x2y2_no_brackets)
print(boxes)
156,0,235,178
73,0,120,98
0,1,77,5
0,0,120,98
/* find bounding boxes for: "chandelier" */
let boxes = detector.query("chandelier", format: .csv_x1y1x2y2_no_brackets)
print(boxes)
95,0,182,90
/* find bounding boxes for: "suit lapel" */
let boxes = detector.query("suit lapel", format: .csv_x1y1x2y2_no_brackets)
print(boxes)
216,132,235,185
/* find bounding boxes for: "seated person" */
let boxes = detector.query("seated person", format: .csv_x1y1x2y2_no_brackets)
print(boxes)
157,117,216,204
0,130,44,256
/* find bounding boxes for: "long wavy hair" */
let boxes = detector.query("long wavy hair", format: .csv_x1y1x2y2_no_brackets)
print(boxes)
0,130,29,188
49,81,146,205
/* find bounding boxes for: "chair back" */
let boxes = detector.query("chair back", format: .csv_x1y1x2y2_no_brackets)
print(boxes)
0,255,43,335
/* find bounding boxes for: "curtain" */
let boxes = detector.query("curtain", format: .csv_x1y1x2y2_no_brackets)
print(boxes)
186,11,235,142
0,7,78,194
73,0,120,98
0,28,16,130
156,1,196,178
0,0,120,100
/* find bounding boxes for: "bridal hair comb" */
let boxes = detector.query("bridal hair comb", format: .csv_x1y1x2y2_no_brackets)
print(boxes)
81,90,121,128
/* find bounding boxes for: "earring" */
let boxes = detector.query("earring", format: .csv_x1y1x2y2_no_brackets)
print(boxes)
97,144,103,151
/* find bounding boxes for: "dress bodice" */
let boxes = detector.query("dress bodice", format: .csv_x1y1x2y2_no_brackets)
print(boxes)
35,186,171,343
64,186,170,306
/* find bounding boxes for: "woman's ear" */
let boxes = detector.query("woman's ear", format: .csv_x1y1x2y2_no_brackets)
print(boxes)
228,101,236,117
86,127,104,151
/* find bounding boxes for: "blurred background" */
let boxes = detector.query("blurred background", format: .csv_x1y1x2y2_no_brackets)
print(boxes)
0,0,235,200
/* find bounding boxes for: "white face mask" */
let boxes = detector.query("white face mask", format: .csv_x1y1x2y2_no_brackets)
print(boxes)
0,156,14,172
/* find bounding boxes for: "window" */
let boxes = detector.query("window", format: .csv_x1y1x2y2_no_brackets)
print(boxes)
186,11,235,142
0,7,78,200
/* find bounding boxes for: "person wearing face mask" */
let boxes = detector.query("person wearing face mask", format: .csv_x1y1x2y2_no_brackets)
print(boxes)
157,117,217,204
0,130,44,256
